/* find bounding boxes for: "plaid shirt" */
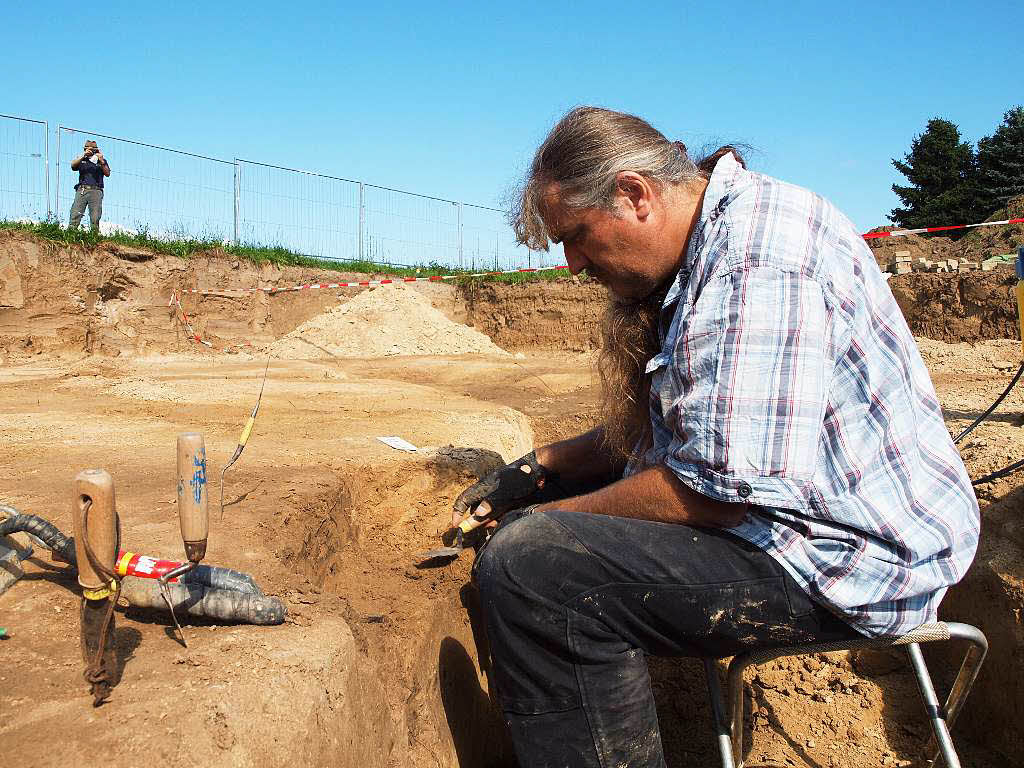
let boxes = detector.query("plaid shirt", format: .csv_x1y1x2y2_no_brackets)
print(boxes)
625,153,979,637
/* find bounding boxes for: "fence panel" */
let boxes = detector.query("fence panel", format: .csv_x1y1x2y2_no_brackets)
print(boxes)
235,160,362,261
48,125,556,271
460,204,561,271
56,127,234,239
361,185,461,267
0,114,48,223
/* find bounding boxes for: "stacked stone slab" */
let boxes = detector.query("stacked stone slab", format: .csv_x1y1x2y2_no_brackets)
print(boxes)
880,250,990,274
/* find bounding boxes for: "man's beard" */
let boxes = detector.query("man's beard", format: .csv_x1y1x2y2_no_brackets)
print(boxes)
597,287,668,462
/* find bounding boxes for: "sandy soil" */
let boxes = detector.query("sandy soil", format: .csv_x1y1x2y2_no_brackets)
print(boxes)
0,339,1015,768
1,232,1022,767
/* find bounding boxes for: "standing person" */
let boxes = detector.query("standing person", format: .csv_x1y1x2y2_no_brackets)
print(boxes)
451,106,979,767
69,140,110,231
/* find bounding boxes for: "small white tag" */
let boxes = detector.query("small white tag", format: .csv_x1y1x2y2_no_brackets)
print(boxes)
377,436,418,452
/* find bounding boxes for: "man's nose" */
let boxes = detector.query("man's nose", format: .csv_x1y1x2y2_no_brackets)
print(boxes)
564,246,587,276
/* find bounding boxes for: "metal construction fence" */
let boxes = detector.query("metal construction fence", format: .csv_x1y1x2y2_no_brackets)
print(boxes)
235,160,549,270
0,114,49,223
56,126,236,241
0,116,560,270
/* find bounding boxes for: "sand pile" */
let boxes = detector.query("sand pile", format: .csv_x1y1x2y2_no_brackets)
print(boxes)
269,283,507,359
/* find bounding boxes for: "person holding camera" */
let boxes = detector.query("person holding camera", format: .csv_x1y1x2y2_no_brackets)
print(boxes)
69,139,111,231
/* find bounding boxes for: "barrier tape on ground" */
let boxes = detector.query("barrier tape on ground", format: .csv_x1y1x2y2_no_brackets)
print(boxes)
169,291,259,351
169,291,213,347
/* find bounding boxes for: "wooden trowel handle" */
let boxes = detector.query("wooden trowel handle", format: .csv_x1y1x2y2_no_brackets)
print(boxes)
176,432,209,562
72,469,117,591
457,500,494,536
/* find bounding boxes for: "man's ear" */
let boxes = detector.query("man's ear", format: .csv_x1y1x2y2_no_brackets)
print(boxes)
615,172,653,221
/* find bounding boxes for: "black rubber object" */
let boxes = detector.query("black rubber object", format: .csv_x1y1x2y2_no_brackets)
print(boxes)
0,511,263,595
120,577,286,625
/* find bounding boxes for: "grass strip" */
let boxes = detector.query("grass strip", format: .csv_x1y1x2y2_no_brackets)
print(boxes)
0,219,576,285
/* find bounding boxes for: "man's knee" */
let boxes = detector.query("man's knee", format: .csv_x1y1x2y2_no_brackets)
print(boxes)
475,512,569,602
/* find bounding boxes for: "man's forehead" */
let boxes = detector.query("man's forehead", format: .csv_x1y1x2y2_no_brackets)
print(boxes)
539,183,579,238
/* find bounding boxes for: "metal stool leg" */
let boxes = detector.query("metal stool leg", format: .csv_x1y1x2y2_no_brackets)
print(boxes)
923,623,989,768
907,643,961,768
704,658,737,768
725,652,757,768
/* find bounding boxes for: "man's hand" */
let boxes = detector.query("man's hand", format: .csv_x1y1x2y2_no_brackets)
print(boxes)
452,451,551,527
95,151,105,164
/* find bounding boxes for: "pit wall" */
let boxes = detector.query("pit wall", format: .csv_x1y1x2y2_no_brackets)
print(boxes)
0,231,460,360
3,231,1019,362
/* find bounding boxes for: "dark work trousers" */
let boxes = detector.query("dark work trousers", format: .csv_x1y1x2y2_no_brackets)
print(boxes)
473,507,861,768
69,185,103,230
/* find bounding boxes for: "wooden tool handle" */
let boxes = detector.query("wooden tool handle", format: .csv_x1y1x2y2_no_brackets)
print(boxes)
72,469,117,591
176,432,208,562
457,500,493,535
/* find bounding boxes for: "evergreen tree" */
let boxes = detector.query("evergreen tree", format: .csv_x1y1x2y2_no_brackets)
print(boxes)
889,118,979,229
975,106,1024,217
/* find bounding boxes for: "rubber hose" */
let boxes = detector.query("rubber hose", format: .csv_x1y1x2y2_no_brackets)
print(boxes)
0,512,263,595
0,512,75,563
119,576,286,625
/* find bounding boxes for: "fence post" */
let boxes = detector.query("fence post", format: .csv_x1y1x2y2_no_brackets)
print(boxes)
233,160,240,246
55,126,62,224
358,182,365,262
44,121,51,220
457,202,464,269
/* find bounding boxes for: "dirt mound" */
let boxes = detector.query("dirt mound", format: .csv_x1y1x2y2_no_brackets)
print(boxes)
866,229,957,267
268,283,507,358
888,267,1018,343
957,194,1024,260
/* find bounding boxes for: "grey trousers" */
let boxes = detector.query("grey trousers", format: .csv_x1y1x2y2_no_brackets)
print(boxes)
69,186,103,230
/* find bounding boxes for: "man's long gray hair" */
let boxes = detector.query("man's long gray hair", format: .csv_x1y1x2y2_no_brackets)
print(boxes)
598,289,667,461
511,106,745,461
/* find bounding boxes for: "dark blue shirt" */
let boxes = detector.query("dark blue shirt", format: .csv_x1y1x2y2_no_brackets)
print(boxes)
77,156,105,189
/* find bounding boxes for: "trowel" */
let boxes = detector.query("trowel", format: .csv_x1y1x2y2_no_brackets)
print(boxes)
417,500,495,563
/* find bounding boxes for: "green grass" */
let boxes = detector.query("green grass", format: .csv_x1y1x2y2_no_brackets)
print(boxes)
0,218,577,285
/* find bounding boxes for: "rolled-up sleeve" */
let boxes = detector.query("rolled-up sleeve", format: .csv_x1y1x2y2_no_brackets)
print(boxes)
663,265,834,510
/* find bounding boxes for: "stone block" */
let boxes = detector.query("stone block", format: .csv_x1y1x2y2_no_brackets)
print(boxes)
894,250,911,262
0,539,25,596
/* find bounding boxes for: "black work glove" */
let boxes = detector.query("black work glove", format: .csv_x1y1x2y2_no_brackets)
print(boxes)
452,451,554,525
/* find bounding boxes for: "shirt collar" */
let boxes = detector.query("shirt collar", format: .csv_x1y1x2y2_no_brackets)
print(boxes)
660,152,741,312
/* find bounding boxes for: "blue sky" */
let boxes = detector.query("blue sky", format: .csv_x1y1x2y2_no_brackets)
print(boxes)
9,0,1021,232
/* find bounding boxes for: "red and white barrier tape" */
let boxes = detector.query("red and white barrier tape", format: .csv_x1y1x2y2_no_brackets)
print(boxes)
169,291,213,347
171,217,1022,299
177,265,571,296
862,217,1024,239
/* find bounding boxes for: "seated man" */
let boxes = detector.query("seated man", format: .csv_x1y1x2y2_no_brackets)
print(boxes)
452,106,979,768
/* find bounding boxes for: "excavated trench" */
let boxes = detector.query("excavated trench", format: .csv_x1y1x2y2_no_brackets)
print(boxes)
0,231,1021,766
281,451,520,767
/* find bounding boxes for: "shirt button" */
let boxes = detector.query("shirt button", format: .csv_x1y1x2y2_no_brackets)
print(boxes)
737,482,752,499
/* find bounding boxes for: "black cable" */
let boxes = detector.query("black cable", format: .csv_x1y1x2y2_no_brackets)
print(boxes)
972,456,1024,486
954,361,1024,445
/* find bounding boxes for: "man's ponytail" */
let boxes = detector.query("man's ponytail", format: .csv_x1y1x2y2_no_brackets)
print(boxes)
696,145,746,175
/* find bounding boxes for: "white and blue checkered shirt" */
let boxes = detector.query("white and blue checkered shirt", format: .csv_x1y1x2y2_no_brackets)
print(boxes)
625,153,979,637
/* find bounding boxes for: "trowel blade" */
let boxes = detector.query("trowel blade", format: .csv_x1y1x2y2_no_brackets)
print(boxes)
415,546,462,563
